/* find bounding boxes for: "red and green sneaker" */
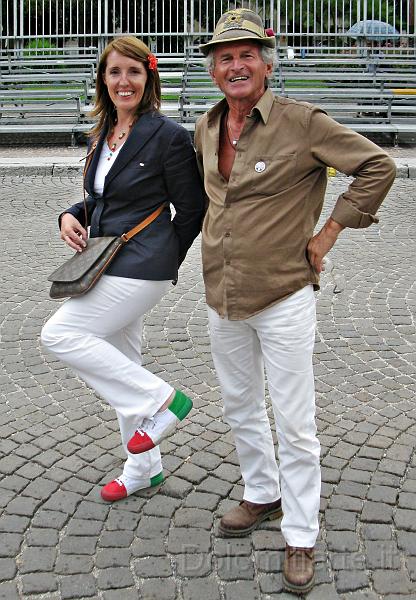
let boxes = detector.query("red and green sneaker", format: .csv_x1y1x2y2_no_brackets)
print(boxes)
101,471,164,502
127,390,193,454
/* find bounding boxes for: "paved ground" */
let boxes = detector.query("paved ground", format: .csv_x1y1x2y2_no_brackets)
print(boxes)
0,163,416,600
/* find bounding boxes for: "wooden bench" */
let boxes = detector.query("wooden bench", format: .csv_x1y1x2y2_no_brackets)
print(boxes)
278,71,416,94
0,46,98,56
179,72,416,144
160,119,416,146
0,101,82,122
0,47,98,67
0,50,187,143
1,68,94,87
0,58,97,79
0,122,87,145
1,47,415,146
0,83,86,127
277,47,416,59
0,120,195,145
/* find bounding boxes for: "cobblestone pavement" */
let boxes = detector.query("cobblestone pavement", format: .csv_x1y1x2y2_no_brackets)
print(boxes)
0,172,416,600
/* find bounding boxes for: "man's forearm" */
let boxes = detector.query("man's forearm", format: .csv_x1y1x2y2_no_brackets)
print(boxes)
307,218,344,273
324,217,345,236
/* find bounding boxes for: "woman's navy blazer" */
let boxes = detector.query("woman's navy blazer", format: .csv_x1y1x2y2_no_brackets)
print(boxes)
63,111,205,281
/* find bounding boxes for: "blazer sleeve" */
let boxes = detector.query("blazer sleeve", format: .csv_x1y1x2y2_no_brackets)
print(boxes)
163,125,205,264
58,139,98,230
58,194,96,230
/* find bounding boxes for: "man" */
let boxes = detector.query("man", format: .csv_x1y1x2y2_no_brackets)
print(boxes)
194,7,396,596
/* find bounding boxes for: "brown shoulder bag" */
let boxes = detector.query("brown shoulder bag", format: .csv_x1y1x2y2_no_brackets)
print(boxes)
48,141,165,300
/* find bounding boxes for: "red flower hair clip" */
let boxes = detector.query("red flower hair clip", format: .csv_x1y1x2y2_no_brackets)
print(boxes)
148,53,158,70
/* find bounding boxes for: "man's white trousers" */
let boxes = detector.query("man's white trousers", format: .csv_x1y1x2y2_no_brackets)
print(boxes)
41,274,173,481
208,285,321,547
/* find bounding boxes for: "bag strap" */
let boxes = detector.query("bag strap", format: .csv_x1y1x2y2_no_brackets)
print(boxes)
81,139,166,242
82,139,98,227
121,203,167,242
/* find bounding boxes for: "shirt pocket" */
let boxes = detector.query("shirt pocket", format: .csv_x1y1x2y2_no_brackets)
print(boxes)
249,153,297,196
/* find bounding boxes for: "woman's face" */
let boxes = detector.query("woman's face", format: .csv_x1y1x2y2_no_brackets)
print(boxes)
103,50,148,116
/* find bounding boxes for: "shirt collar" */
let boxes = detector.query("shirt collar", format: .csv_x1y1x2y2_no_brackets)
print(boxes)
207,87,274,127
250,88,274,124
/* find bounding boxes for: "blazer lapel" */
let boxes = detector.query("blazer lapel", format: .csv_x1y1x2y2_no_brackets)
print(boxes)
84,126,107,196
103,112,164,191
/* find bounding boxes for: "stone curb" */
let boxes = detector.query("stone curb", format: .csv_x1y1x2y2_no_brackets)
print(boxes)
0,164,83,177
1,162,415,178
395,165,416,179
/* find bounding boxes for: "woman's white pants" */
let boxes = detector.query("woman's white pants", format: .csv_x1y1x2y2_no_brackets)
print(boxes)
41,274,173,481
208,285,321,547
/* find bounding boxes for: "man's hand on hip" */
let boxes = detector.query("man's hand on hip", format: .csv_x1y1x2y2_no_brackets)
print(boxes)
307,218,344,274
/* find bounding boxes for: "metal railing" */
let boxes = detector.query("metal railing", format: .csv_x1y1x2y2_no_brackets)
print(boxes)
1,1,415,55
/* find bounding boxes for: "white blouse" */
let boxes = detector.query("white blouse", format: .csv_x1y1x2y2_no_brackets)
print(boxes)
93,142,123,196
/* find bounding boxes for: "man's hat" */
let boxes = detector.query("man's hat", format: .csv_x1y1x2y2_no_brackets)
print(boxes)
199,8,276,56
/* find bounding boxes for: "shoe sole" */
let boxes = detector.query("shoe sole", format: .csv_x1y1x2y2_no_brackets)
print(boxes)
282,573,315,595
101,490,127,502
218,507,283,537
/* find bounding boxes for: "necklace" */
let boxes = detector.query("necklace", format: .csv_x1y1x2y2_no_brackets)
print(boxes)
226,114,240,148
107,121,134,160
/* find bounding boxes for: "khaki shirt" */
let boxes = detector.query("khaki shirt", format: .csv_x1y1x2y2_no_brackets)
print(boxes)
194,88,396,320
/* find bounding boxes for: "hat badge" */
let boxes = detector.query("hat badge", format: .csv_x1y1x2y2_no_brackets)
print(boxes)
224,12,244,30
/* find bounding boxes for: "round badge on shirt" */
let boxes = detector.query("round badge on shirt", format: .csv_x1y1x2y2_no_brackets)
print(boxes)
255,161,266,173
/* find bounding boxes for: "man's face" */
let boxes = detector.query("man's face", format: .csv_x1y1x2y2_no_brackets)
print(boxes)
210,41,273,103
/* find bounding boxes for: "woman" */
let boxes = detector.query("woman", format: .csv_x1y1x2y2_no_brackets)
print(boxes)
41,36,205,502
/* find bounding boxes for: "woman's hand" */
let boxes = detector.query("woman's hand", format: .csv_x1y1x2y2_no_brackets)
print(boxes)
307,218,344,273
60,213,87,252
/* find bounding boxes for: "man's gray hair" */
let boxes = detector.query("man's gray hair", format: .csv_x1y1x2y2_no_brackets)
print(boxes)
205,45,277,76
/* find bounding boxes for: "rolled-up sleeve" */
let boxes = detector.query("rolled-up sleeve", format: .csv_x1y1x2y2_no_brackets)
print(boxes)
309,110,396,228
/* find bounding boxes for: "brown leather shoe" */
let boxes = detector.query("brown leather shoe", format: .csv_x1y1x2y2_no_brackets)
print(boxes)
283,544,315,595
219,498,282,537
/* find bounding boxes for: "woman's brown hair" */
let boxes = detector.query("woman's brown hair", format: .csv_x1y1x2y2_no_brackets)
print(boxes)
89,36,161,138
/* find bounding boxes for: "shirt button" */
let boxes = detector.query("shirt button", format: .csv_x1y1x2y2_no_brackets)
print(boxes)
224,232,231,237
225,203,231,209
225,260,231,265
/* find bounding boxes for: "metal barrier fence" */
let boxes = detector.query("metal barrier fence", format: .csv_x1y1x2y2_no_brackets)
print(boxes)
1,1,415,54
